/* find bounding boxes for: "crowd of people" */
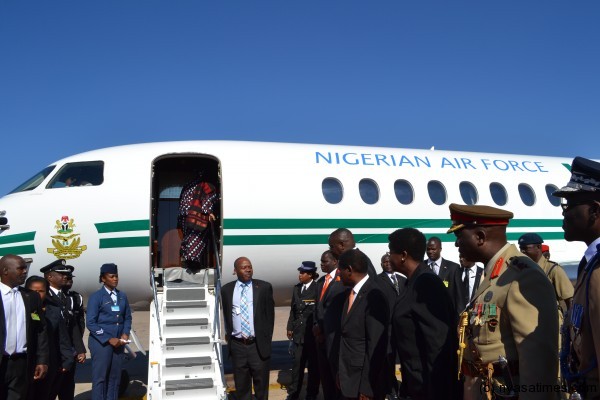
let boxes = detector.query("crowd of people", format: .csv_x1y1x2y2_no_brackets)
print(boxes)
223,156,600,400
0,259,131,400
2,155,600,400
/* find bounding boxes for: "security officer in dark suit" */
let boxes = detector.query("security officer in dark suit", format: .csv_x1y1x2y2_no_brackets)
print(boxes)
38,259,75,400
1,255,48,400
286,261,320,400
376,253,405,399
58,266,86,400
86,263,132,400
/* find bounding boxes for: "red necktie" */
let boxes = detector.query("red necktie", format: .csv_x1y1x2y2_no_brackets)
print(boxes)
320,274,332,301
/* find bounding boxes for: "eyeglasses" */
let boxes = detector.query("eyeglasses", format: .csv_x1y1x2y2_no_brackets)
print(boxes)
560,199,593,212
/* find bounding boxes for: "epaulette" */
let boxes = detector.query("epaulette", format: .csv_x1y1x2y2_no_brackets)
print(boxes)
508,256,529,271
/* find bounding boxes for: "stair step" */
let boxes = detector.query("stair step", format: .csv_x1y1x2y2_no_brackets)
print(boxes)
165,287,206,302
165,378,214,391
166,337,211,346
165,300,208,309
166,356,212,368
165,318,208,327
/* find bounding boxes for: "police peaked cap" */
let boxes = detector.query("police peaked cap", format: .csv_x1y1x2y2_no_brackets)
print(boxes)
40,259,71,274
553,156,600,198
518,233,544,246
298,261,317,273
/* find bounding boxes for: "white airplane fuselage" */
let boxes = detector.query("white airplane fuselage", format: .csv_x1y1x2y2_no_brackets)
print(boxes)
0,141,584,308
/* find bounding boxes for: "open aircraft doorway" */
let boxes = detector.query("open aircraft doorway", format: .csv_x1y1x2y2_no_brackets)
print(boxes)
150,155,222,282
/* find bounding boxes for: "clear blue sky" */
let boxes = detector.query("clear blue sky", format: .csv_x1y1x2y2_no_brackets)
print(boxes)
1,1,599,195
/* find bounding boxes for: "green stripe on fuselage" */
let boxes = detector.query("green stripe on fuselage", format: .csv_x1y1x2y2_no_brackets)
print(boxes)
95,220,149,233
0,245,35,256
0,232,35,245
99,237,149,248
222,231,566,246
224,218,563,229
87,218,564,248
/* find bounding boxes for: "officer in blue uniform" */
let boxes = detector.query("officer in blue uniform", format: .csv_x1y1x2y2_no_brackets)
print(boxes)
86,263,132,400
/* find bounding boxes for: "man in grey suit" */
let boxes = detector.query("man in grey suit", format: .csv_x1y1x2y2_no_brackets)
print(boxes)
221,257,275,400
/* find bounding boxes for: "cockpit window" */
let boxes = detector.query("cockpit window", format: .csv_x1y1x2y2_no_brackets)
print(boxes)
47,161,104,188
9,166,56,194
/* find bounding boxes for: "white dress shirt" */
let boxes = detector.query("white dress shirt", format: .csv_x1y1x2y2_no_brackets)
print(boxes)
1,281,27,354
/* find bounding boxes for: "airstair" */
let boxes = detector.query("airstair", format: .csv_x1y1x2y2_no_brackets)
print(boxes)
147,234,226,399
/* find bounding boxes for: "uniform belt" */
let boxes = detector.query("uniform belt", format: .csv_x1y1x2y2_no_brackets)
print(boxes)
461,360,519,378
231,336,255,345
2,352,27,360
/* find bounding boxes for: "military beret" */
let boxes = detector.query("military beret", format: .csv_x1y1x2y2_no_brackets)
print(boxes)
541,244,550,253
100,263,118,275
40,259,71,274
447,203,514,233
298,261,317,273
553,156,600,198
518,233,544,246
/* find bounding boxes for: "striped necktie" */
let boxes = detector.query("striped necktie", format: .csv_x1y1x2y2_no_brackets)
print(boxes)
240,283,251,338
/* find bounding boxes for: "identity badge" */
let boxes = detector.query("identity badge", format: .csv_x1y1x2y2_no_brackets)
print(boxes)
111,305,120,312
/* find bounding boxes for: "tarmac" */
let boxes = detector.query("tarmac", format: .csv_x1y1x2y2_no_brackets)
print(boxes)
74,307,317,400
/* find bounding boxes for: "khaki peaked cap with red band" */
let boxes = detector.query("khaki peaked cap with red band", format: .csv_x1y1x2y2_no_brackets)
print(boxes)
447,203,514,233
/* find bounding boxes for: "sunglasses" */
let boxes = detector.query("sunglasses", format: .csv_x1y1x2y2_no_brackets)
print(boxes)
560,199,596,212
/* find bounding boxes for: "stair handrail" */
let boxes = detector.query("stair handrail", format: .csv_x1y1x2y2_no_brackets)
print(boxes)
149,265,163,341
209,221,226,392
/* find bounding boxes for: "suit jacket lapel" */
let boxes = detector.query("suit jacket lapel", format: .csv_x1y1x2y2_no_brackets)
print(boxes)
19,289,31,337
0,291,5,349
252,281,259,314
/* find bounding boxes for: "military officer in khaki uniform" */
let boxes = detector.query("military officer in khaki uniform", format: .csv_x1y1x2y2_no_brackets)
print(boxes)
448,203,558,400
518,233,574,344
554,156,600,399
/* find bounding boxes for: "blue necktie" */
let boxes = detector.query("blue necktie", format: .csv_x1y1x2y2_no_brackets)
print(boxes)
240,284,251,338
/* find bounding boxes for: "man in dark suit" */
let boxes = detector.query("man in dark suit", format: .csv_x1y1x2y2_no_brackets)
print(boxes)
328,228,378,279
222,257,274,400
388,229,459,400
286,262,319,400
450,254,483,315
376,253,405,399
424,236,459,290
338,249,388,400
312,250,346,400
0,254,49,400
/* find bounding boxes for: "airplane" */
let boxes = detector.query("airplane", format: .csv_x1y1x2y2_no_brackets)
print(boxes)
0,140,585,308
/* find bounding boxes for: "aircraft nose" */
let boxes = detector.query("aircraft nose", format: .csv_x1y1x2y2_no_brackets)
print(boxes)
0,210,8,229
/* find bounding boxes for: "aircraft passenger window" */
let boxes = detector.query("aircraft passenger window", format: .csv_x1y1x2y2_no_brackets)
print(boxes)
8,166,56,194
393,179,414,205
489,182,508,206
359,179,379,205
518,183,536,206
545,184,561,207
427,180,447,205
459,182,478,205
47,161,104,188
322,178,343,204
